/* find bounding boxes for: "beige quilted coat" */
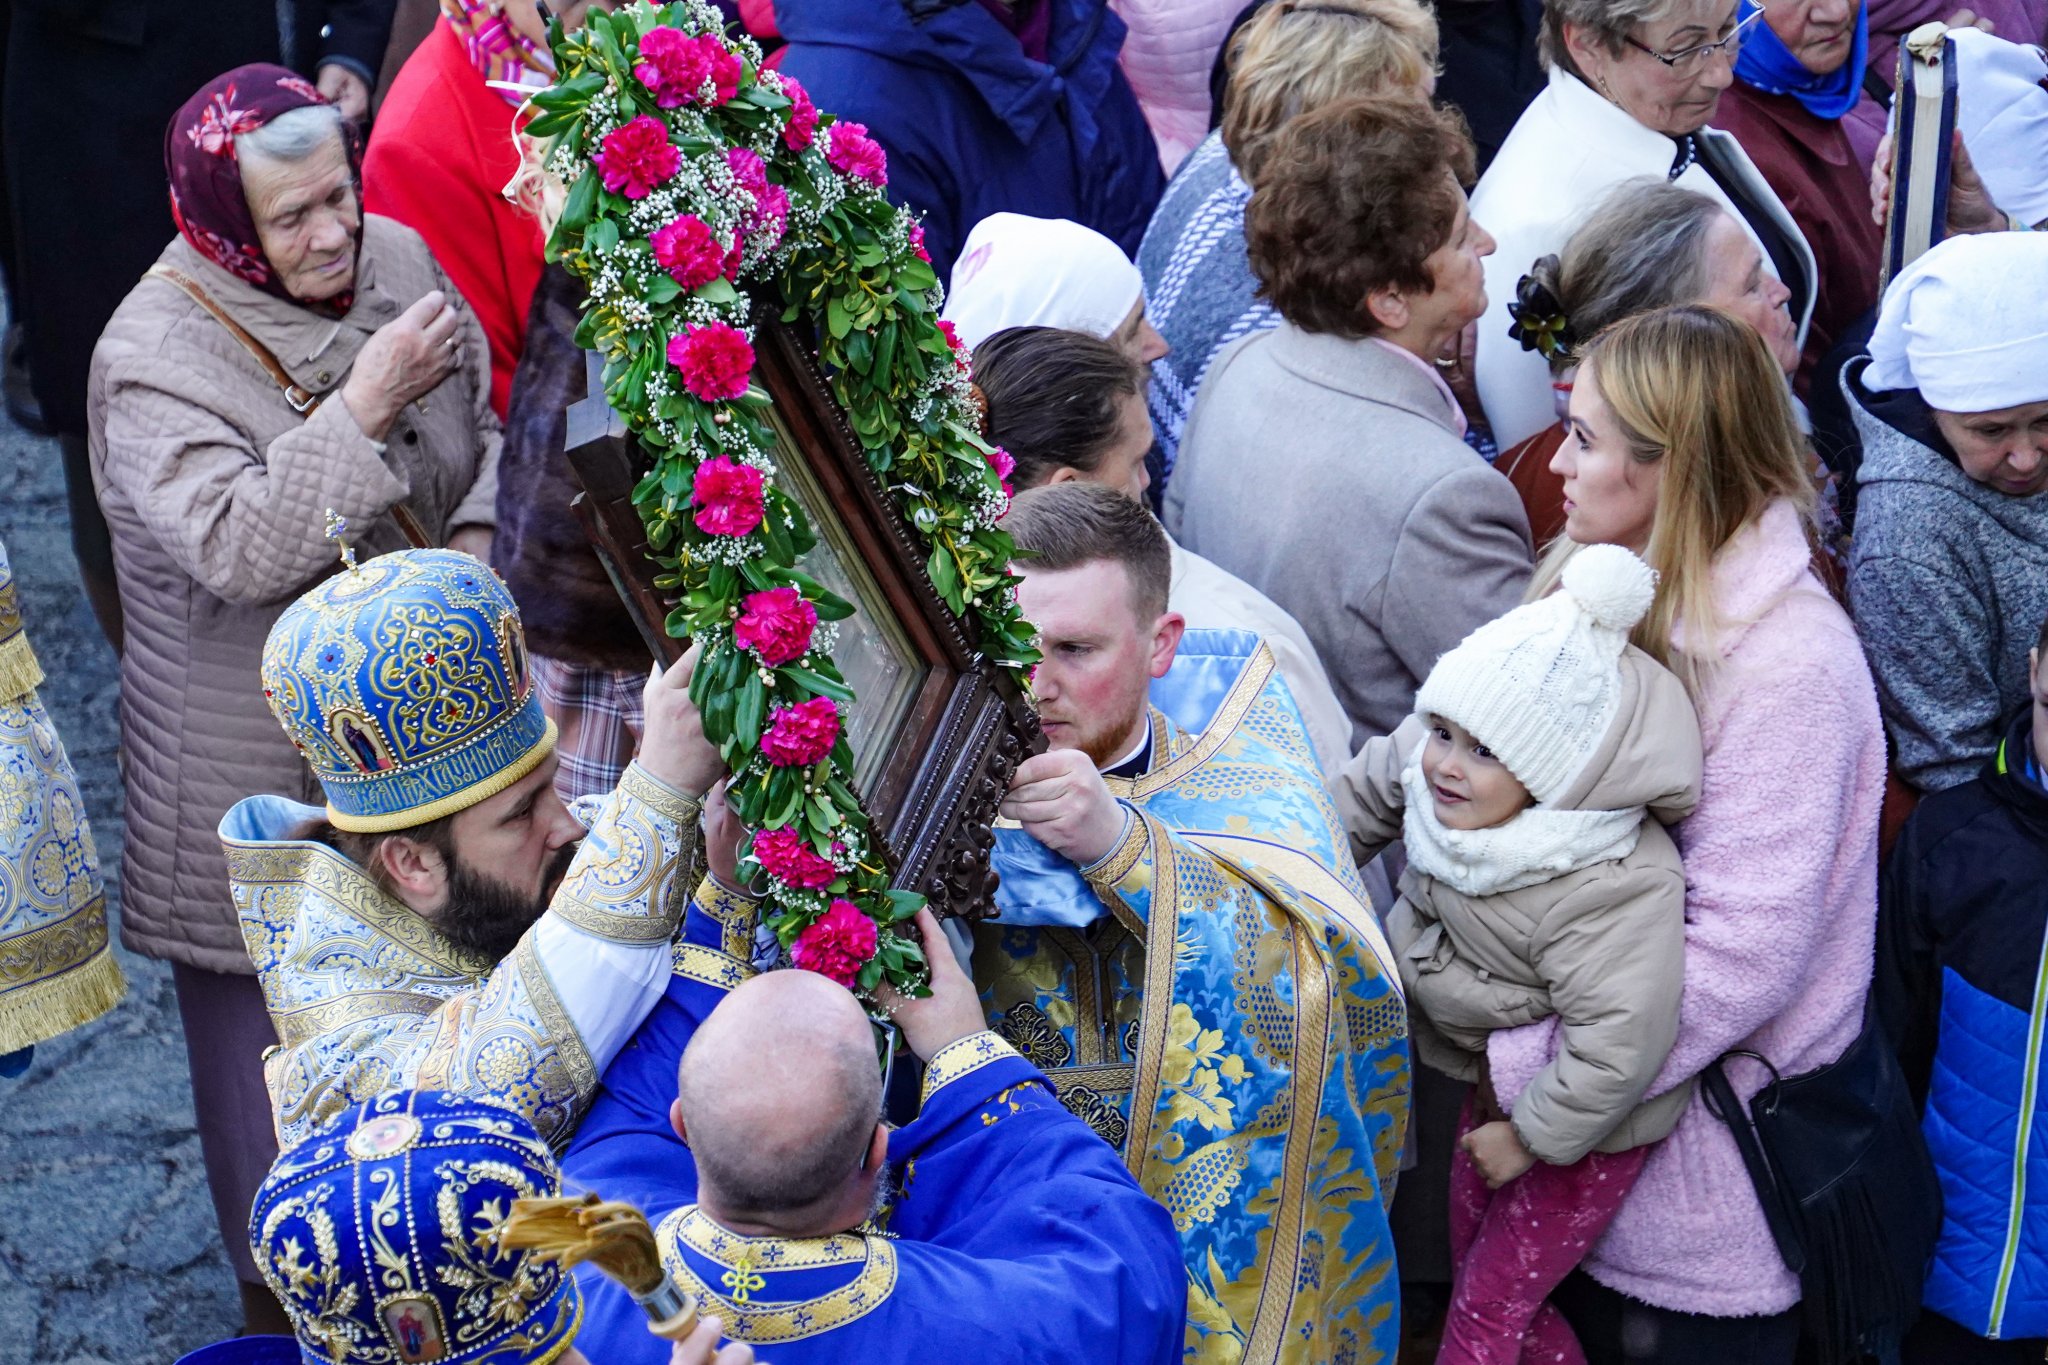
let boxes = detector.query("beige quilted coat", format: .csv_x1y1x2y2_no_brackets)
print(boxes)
88,216,501,974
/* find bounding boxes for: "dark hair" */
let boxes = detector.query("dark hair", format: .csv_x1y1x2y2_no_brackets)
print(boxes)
972,327,1146,490
1244,91,1475,337
292,814,458,900
1003,481,1173,620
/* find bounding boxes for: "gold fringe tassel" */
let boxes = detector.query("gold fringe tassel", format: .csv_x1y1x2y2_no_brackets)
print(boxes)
0,947,127,1054
0,631,44,706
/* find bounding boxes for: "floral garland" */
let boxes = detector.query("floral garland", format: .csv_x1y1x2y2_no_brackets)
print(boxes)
530,0,1036,996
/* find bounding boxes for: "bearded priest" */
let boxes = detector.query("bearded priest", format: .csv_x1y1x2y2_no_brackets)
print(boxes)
984,483,1412,1364
220,531,726,1149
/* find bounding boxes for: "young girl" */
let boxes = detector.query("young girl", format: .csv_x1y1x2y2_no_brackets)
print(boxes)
1334,543,1703,1365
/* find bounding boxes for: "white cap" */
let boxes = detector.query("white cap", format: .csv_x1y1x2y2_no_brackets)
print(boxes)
1951,28,2048,230
1865,231,2048,412
1414,545,1657,804
942,213,1146,351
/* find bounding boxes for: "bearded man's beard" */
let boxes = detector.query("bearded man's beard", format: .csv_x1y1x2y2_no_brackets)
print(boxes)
1065,698,1149,769
437,843,579,963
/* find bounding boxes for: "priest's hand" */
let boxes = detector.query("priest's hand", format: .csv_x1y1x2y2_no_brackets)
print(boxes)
639,646,725,799
999,749,1129,868
876,909,987,1062
665,1313,755,1364
1461,1120,1538,1189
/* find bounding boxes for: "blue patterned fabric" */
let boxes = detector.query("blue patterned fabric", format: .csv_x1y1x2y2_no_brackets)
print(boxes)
223,762,704,1148
979,628,1412,1363
247,1089,581,1365
260,548,556,833
0,534,123,1054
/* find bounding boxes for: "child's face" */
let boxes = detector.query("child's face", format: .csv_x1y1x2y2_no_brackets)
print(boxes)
1422,715,1534,831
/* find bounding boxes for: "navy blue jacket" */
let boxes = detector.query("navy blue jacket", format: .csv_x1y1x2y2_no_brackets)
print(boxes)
773,0,1165,281
1876,714,2048,1342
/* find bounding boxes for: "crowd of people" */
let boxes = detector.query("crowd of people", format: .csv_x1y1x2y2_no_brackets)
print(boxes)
2,0,2047,1361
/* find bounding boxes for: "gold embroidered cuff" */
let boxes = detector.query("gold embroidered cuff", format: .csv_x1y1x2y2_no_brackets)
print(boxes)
0,629,43,704
919,1030,1021,1107
618,762,705,825
1081,806,1147,889
671,941,754,991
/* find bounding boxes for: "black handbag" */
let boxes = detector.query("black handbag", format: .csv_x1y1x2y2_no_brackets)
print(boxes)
1701,1007,1942,1365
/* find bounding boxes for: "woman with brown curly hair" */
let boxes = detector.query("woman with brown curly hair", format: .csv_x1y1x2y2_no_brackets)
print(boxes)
1165,91,1532,747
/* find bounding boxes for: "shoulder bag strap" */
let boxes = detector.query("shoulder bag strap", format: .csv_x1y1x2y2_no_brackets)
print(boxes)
147,263,434,549
1702,1057,1808,1273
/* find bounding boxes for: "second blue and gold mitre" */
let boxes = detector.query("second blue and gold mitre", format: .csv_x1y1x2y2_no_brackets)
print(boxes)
248,1089,582,1365
261,545,557,833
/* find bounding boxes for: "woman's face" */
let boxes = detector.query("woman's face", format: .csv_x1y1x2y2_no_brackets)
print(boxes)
1696,212,1799,375
1109,298,1171,366
1553,360,1665,551
1570,0,1743,136
241,134,361,302
1762,0,1859,74
1934,401,2048,498
1379,188,1496,352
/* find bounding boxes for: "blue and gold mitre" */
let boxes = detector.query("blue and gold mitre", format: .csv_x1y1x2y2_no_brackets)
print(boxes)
248,1089,582,1365
260,548,557,833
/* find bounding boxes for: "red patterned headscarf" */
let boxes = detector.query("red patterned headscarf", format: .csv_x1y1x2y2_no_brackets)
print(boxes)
164,64,364,306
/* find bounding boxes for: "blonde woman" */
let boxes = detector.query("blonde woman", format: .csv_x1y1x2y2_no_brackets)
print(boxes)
1486,305,1885,1360
1135,0,1441,484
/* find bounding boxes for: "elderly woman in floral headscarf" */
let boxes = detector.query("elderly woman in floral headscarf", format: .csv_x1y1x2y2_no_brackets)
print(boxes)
85,63,499,1334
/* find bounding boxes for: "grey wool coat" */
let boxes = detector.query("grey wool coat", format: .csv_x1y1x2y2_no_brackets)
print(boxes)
1164,323,1534,745
1846,361,2048,793
88,217,501,973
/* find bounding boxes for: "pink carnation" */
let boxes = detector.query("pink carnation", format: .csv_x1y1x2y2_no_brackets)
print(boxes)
748,183,790,252
908,221,931,263
595,116,680,199
761,696,840,766
634,29,742,108
733,586,818,665
667,322,755,402
726,146,769,197
937,318,964,355
791,899,878,987
825,121,888,187
650,214,732,289
986,446,1016,499
751,827,838,890
690,456,765,537
780,75,819,151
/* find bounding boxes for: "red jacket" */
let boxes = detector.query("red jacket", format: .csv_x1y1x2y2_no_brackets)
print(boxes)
1713,85,1882,396
364,21,544,420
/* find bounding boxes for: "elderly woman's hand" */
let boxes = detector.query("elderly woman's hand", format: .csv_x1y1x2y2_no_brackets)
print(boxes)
1870,129,2007,234
340,290,463,442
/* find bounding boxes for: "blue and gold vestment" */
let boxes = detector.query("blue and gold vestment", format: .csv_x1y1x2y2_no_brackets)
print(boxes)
221,761,705,1148
558,891,1187,1365
0,535,124,1054
981,629,1412,1364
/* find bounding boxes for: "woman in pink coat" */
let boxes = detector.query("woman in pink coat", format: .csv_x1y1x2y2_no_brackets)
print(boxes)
1487,304,1886,1360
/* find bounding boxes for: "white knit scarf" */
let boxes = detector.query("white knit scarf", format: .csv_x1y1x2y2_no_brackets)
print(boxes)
1398,756,1646,897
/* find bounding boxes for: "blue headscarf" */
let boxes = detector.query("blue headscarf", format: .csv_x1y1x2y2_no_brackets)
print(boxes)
1734,0,1869,120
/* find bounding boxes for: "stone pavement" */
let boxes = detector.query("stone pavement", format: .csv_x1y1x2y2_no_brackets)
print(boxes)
0,413,241,1359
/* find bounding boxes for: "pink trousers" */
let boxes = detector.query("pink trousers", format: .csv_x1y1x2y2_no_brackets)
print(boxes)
1439,1100,1651,1365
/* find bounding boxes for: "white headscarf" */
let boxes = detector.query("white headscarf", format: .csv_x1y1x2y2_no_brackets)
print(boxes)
1865,232,2048,412
942,213,1146,351
1951,28,2048,231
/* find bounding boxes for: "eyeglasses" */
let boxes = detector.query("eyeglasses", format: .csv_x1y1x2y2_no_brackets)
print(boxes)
1622,7,1764,72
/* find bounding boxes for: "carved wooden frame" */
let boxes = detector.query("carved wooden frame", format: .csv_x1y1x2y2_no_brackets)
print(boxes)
564,321,1039,921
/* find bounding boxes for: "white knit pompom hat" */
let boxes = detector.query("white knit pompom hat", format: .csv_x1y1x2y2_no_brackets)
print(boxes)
1414,544,1657,804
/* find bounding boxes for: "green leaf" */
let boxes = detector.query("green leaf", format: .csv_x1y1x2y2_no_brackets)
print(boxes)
695,277,740,305
809,793,841,829
896,259,938,292
826,294,851,340
780,666,855,705
645,274,682,304
558,170,599,234
587,216,619,255
734,673,767,750
883,889,924,922
925,544,960,605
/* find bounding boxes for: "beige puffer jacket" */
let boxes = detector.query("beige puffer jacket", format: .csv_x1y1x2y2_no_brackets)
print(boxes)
88,217,500,974
1334,646,1704,1165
